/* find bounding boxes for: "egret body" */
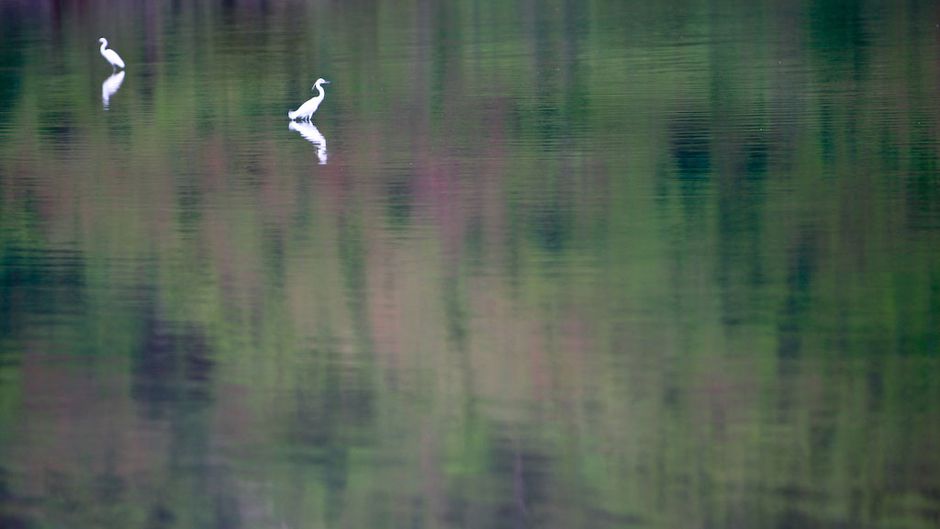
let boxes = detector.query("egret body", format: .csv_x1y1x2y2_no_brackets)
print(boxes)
288,78,330,121
98,37,125,70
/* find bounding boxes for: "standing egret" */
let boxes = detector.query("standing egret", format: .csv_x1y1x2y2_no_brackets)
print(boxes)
98,37,125,70
288,78,330,121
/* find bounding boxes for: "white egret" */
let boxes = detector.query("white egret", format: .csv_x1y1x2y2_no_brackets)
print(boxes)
288,78,330,121
98,37,125,70
101,70,125,110
289,121,328,164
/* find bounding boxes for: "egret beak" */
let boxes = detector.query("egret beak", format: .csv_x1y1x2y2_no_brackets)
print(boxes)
324,80,331,84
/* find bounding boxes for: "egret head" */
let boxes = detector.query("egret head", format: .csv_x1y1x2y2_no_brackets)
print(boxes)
98,37,107,45
312,78,331,89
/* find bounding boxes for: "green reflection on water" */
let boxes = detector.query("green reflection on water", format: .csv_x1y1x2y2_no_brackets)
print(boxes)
1,1,940,529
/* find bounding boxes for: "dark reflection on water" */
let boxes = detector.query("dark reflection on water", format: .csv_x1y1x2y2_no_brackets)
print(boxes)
2,1,940,528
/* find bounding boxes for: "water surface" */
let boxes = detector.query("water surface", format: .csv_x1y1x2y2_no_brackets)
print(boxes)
1,1,940,528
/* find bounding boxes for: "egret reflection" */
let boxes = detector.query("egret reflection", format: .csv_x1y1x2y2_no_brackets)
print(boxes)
289,121,328,164
101,70,125,110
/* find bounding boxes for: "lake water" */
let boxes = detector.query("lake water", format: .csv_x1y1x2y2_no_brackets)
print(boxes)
1,1,940,528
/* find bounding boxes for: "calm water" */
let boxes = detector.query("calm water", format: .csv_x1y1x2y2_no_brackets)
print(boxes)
2,1,940,528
